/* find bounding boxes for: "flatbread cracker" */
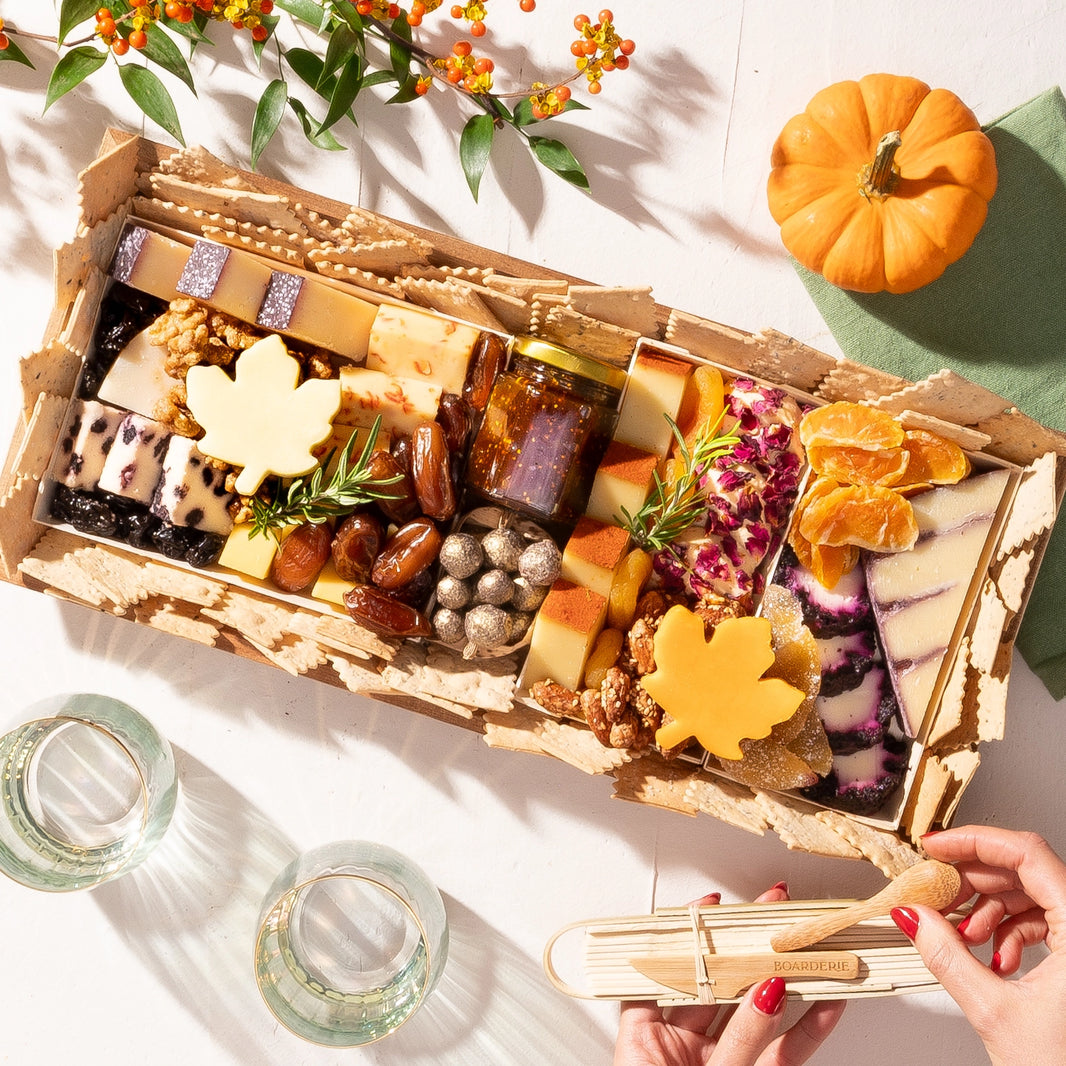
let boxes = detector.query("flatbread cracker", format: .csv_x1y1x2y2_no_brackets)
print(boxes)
156,144,261,192
76,133,142,228
328,651,392,695
201,588,293,648
59,269,108,362
871,369,1010,425
999,451,1058,554
993,548,1034,612
55,208,131,307
134,598,220,646
895,409,992,451
484,275,566,300
611,758,700,814
246,633,327,676
292,201,347,243
968,580,1009,676
730,329,839,391
146,174,305,234
925,637,970,750
11,392,67,484
541,304,638,366
382,642,518,713
685,772,768,836
818,359,912,403
814,810,920,877
201,226,303,266
753,791,866,861
0,475,46,580
20,343,85,415
567,285,658,336
309,239,429,275
976,410,1066,464
400,276,506,331
311,259,404,298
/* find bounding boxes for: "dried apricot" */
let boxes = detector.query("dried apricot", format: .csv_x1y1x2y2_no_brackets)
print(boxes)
806,443,910,486
584,627,625,689
673,364,725,452
798,483,918,552
898,429,971,486
607,548,653,630
799,401,904,452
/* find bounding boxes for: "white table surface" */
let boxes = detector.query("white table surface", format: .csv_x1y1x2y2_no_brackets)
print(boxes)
1,3,1063,1062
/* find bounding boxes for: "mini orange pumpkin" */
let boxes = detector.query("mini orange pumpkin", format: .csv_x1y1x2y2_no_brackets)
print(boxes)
767,73,997,294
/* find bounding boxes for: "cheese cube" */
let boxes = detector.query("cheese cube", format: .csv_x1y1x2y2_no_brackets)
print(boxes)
585,440,658,525
50,399,125,490
98,412,172,504
150,436,235,535
338,366,442,438
521,579,607,692
257,271,376,363
98,328,174,419
614,350,692,456
311,423,390,477
311,559,357,608
561,517,631,599
110,226,191,302
177,240,273,324
218,522,287,580
367,304,481,395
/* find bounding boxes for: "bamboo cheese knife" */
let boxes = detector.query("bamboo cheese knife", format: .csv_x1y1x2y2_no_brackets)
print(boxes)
770,860,961,953
629,951,861,999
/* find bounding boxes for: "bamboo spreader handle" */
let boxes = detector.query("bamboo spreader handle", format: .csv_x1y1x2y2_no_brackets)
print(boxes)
770,860,962,953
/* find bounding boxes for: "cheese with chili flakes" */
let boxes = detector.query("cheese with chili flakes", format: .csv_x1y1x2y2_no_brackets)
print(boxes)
367,303,480,395
337,365,442,437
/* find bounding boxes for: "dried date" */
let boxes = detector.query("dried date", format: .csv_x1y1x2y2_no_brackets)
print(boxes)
331,512,384,583
436,393,472,454
343,584,432,638
271,521,332,592
463,332,507,411
371,517,442,591
365,450,419,524
411,420,456,521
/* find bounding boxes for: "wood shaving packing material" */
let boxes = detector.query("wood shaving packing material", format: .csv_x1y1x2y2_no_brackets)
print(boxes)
998,451,1058,555
381,642,518,714
542,304,638,366
925,637,971,751
328,652,393,696
976,673,1010,743
310,259,404,298
753,791,868,862
871,370,1011,426
201,587,294,649
400,277,506,332
286,609,395,662
976,411,1066,465
993,548,1035,612
133,598,220,647
19,343,83,418
567,285,659,337
146,174,305,234
0,475,44,580
77,134,143,229
12,392,67,485
685,772,770,837
484,703,632,775
55,208,130,308
245,633,327,677
814,809,920,878
968,580,1010,676
309,240,427,276
818,359,913,404
896,410,992,451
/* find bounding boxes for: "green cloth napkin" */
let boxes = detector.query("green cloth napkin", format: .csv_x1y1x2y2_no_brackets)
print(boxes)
797,87,1066,700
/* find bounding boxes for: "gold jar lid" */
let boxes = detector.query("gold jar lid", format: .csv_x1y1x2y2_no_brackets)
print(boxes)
511,335,627,393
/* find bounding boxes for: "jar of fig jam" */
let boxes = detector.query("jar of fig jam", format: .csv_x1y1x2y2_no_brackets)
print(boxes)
465,337,625,527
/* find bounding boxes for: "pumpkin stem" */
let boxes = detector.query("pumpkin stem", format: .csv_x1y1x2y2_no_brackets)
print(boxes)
860,130,902,201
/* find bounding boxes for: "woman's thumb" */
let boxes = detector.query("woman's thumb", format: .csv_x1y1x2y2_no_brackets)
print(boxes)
892,905,1002,1015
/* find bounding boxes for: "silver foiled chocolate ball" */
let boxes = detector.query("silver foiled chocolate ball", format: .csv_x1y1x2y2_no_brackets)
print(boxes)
432,607,466,645
481,527,525,572
439,532,483,579
476,568,514,606
464,603,512,649
510,576,547,612
435,574,472,610
518,538,562,586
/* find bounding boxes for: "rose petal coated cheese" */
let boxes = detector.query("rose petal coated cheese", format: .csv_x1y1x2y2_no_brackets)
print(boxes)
98,328,174,419
98,412,172,504
337,366,442,438
367,303,480,395
177,240,273,324
613,350,692,457
257,271,376,363
50,399,125,490
150,435,235,535
110,225,191,303
520,579,607,692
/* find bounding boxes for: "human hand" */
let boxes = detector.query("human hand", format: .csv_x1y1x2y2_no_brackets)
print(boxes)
895,825,1066,1066
613,884,846,1066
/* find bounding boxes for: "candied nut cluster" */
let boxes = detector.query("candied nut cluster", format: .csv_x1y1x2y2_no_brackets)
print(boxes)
147,298,260,377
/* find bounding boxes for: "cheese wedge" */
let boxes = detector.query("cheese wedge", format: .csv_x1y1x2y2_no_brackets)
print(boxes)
367,303,480,395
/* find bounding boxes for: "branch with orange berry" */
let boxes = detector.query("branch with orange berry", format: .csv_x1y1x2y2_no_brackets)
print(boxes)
0,1,634,198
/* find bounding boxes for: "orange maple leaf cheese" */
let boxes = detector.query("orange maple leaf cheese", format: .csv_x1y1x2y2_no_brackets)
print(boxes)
642,606,806,760
186,334,340,495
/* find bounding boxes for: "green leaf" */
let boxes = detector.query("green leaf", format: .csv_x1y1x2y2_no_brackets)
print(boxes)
362,69,397,89
119,63,185,145
251,78,288,169
318,23,357,89
166,12,214,48
284,47,326,90
58,0,101,45
459,113,494,202
275,0,331,32
44,46,107,111
288,97,346,151
386,75,420,104
329,1,367,37
528,135,590,191
388,15,412,80
252,15,280,64
319,53,362,133
0,36,36,68
140,24,196,94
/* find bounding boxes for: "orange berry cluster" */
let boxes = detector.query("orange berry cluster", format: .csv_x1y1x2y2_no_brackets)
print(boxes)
0,18,8,51
406,0,443,27
440,38,494,93
164,2,195,22
194,1,275,41
353,0,401,18
528,81,572,120
95,6,146,53
570,9,634,94
450,1,488,37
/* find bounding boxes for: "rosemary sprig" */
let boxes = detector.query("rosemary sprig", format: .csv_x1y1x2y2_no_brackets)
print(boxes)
619,411,742,552
249,416,401,540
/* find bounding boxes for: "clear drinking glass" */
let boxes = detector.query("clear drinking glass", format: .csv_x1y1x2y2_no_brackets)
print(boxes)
254,840,449,1047
0,693,177,891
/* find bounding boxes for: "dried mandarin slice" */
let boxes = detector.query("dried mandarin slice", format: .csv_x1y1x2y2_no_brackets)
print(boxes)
799,401,905,452
788,475,840,562
806,443,910,487
798,483,919,552
898,429,971,486
673,364,725,452
806,540,859,588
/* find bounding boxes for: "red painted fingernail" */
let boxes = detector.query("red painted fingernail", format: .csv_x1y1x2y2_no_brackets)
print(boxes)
920,830,942,840
991,951,1002,974
956,916,971,935
891,906,920,940
771,881,788,894
753,976,786,1016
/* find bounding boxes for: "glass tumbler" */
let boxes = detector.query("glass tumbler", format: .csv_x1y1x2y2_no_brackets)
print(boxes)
0,693,177,891
254,840,449,1047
